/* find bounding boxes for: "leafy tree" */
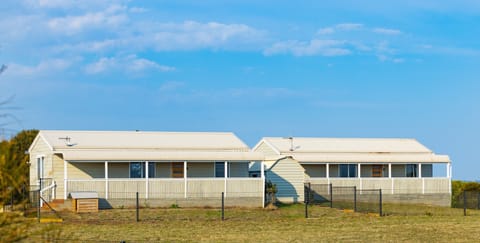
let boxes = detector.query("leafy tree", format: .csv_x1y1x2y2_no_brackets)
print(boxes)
451,180,480,207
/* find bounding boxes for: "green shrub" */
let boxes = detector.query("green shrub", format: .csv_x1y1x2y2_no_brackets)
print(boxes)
451,180,480,207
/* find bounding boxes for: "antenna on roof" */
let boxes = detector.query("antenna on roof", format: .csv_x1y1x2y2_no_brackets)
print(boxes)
58,136,76,147
283,136,300,151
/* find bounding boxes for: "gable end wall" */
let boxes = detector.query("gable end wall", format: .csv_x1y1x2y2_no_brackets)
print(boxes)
267,158,304,203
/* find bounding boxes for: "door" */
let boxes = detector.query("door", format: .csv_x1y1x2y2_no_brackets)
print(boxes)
171,162,184,178
372,165,383,177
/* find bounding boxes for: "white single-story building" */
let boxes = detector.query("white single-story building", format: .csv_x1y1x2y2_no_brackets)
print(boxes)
28,130,265,208
251,137,452,206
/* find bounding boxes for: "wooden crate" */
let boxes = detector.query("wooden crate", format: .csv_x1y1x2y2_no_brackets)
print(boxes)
74,198,98,213
70,192,99,213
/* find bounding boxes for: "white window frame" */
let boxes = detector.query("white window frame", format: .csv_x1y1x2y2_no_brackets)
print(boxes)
129,162,156,178
338,164,357,178
36,155,45,180
405,164,418,177
214,161,230,178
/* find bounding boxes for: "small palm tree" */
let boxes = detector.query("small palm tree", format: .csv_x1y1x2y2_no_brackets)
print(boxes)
265,180,278,207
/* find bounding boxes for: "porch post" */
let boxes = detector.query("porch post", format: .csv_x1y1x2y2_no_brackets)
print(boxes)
105,161,108,199
261,161,265,208
447,162,452,178
388,163,392,178
145,161,149,199
418,163,422,178
184,161,187,198
64,160,68,200
224,161,228,197
326,163,330,183
389,163,393,194
260,161,265,179
448,162,452,194
358,164,362,191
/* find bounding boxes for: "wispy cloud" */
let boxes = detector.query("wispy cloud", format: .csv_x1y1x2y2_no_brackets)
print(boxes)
264,39,350,56
272,23,405,60
47,5,128,35
336,23,364,31
49,20,266,54
159,81,185,92
6,58,74,77
372,28,402,35
85,55,175,74
317,23,364,35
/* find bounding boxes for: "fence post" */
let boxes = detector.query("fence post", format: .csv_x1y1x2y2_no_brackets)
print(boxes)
304,184,309,218
353,186,357,212
221,192,225,221
463,191,467,216
37,191,41,222
136,192,139,222
379,189,383,217
477,192,480,210
308,183,311,203
329,183,333,208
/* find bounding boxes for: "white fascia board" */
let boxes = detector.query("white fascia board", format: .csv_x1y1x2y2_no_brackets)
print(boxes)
27,132,54,153
252,138,281,155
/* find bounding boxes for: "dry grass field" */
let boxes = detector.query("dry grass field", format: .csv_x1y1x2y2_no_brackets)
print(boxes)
19,204,480,242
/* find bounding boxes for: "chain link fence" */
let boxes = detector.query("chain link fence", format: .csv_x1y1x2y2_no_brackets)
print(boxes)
304,183,382,217
454,190,480,216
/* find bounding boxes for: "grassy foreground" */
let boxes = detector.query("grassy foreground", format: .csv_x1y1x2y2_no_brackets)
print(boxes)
20,204,480,242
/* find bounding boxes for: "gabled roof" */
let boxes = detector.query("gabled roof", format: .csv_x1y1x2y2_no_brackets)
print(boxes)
39,130,250,151
261,137,432,153
255,137,450,163
30,130,264,161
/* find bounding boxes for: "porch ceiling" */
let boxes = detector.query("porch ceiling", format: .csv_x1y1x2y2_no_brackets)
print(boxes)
291,153,450,163
60,150,264,161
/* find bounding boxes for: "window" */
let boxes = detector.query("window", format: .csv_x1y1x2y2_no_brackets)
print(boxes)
406,164,417,177
421,164,433,177
37,156,44,179
339,164,357,178
148,163,155,178
215,162,225,178
129,162,155,178
171,162,184,178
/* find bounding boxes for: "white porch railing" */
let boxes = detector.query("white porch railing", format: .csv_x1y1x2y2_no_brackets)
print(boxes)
39,178,56,207
305,177,451,194
66,178,264,199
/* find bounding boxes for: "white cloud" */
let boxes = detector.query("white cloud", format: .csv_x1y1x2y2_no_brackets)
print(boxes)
85,55,175,74
373,28,402,35
159,81,185,92
317,27,335,35
24,0,127,10
50,20,266,53
335,23,364,31
6,58,73,77
148,21,265,51
47,5,128,35
264,39,351,57
129,7,147,13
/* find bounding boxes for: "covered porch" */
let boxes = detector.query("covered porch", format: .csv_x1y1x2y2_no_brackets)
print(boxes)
303,162,452,194
64,160,265,200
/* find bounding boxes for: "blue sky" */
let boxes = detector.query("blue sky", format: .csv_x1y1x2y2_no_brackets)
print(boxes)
0,0,478,180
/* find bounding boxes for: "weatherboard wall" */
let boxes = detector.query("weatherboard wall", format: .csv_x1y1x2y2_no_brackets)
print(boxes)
266,158,305,203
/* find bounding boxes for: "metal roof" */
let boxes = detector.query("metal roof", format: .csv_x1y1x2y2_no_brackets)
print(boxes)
253,137,450,164
39,130,250,151
32,130,264,161
261,137,433,153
